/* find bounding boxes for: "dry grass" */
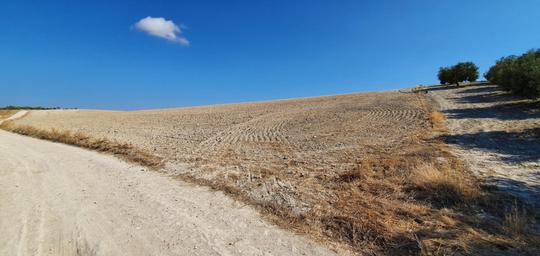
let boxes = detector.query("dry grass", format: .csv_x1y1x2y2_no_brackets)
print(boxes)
0,121,163,168
430,111,449,132
411,163,479,206
502,202,531,236
0,110,18,120
180,136,540,255
411,85,427,93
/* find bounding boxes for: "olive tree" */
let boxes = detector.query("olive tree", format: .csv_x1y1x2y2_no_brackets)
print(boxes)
438,62,479,86
485,49,540,98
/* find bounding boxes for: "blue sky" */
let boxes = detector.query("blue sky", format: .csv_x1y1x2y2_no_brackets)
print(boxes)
1,0,539,110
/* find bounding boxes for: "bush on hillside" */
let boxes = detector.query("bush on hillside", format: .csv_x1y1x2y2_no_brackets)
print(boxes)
485,49,540,98
438,67,453,85
438,62,479,85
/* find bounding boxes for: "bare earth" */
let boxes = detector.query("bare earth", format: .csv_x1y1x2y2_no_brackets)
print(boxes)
16,92,426,168
0,130,336,256
428,84,540,207
14,92,428,216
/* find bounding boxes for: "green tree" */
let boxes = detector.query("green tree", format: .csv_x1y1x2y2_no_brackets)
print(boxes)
437,67,452,84
485,49,540,98
438,62,479,85
455,62,479,83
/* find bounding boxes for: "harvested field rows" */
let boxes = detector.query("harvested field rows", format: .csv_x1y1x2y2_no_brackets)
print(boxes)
16,92,428,169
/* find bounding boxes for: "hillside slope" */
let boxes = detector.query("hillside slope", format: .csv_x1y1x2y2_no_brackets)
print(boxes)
9,89,540,255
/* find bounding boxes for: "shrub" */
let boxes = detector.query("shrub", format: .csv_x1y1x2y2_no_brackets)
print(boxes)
438,62,479,85
485,49,540,98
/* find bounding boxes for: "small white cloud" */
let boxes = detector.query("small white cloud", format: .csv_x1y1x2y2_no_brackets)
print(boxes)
134,16,189,45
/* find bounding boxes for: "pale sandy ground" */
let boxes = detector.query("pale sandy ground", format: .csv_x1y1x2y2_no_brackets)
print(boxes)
0,129,338,256
428,84,540,208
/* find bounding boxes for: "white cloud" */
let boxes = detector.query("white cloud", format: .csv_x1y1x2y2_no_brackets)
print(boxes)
134,16,189,45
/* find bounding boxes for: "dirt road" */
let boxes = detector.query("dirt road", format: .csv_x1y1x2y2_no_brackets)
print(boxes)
0,130,336,256
0,110,27,125
428,84,540,207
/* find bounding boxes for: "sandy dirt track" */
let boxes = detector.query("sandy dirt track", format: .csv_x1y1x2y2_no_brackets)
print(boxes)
0,110,27,125
0,130,336,256
429,84,540,207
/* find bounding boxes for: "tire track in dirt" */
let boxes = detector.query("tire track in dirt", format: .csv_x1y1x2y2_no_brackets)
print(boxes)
362,108,423,122
199,113,291,149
